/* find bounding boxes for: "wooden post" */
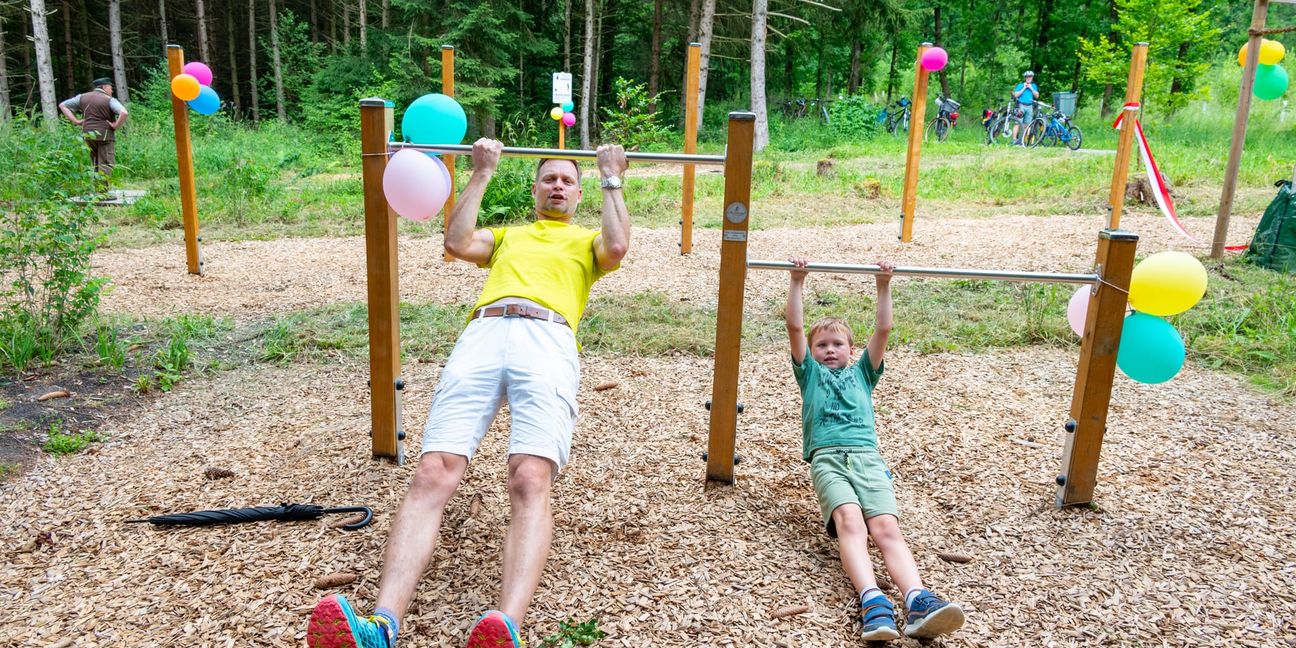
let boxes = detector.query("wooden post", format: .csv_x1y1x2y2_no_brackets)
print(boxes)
898,43,931,243
1056,229,1139,507
1107,43,1149,230
1213,0,1270,259
681,43,701,255
361,98,404,464
706,112,755,484
166,45,203,275
441,45,457,262
559,121,566,149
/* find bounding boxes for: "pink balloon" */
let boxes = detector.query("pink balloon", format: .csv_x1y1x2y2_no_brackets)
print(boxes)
1067,285,1091,337
383,149,450,222
561,112,576,127
182,61,213,86
920,47,948,72
428,155,452,194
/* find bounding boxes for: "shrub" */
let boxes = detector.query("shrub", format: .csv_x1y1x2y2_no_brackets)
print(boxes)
830,95,882,140
600,77,672,150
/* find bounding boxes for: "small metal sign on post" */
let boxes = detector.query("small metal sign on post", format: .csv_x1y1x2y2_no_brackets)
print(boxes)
553,72,573,149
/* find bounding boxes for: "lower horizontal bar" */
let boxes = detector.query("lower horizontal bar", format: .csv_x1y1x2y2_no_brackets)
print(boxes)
389,142,727,166
747,260,1100,285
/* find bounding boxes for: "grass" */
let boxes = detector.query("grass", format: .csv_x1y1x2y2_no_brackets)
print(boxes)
0,461,19,480
41,423,104,455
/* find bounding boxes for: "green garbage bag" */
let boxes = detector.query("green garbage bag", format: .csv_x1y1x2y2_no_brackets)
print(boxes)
1245,180,1296,273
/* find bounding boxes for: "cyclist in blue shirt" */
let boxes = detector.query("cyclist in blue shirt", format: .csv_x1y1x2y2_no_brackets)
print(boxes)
1011,70,1039,146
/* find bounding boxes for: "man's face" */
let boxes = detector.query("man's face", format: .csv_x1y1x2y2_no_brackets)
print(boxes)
810,328,853,369
99,84,114,95
1024,76,1034,84
533,159,581,219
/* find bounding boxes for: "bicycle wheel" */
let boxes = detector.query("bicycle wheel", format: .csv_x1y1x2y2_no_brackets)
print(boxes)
925,117,950,143
1065,125,1083,151
988,118,1006,144
1024,119,1046,147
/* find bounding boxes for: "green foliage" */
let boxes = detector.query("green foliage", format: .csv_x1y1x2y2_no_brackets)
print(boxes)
479,158,538,226
42,423,104,456
540,618,607,648
580,293,718,356
0,117,108,375
829,95,882,140
600,78,672,150
0,461,19,481
93,323,127,370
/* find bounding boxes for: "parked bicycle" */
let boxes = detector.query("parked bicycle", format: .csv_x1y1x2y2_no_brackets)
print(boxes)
983,101,1033,146
781,97,831,125
924,95,961,143
1027,104,1083,150
879,97,912,136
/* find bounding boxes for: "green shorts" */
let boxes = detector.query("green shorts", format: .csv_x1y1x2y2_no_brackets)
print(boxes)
810,447,897,538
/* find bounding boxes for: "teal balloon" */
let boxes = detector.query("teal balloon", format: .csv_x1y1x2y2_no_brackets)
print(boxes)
561,101,574,112
1254,64,1289,101
187,85,220,115
1116,312,1185,384
402,93,467,146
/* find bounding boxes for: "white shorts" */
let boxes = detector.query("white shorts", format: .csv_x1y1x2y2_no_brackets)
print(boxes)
421,316,580,470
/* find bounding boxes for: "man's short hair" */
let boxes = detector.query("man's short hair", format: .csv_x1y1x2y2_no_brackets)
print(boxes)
535,158,581,183
92,77,112,88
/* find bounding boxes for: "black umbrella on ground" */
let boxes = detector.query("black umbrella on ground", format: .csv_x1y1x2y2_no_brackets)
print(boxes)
127,503,373,530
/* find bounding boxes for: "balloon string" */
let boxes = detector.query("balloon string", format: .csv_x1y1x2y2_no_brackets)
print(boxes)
1097,278,1130,295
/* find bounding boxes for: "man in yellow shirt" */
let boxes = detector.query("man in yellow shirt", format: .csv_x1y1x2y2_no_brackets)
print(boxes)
307,140,630,648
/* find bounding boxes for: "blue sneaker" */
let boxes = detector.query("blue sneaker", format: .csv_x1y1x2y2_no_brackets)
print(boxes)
903,590,965,639
307,594,395,648
859,594,900,641
466,610,523,648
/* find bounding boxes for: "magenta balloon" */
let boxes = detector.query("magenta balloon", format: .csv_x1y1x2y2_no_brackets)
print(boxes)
383,149,449,222
562,112,576,126
920,47,948,72
182,62,213,86
1067,285,1091,337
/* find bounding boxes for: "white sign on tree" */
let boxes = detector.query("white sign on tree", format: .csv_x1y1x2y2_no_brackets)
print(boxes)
552,72,573,104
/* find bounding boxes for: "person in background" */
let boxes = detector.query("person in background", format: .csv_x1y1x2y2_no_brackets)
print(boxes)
59,77,128,191
1010,70,1039,146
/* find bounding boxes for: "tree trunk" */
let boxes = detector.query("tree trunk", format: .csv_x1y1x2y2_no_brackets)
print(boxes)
815,31,825,99
74,0,88,73
30,0,58,126
269,0,286,120
580,0,594,148
1100,0,1117,117
309,0,318,42
62,0,74,98
648,0,661,113
248,0,260,121
329,0,336,51
382,0,389,30
359,0,367,51
848,40,861,94
196,0,210,61
679,0,699,119
343,0,350,48
1031,0,1054,74
596,0,610,116
750,0,769,151
885,37,898,103
0,9,10,119
696,0,716,131
1168,41,1190,100
109,0,128,102
934,5,951,98
159,0,169,44
226,1,241,114
563,0,571,72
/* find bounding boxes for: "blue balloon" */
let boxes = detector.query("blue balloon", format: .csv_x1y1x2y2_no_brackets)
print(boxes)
561,101,574,112
187,85,220,115
402,94,467,147
1116,312,1185,384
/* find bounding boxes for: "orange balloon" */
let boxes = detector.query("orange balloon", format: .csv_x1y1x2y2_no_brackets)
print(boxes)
171,74,200,101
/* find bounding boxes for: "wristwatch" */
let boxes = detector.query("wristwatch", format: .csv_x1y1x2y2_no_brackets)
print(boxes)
600,176,623,190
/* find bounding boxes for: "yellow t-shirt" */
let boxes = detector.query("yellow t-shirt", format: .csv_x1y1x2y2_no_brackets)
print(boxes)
471,219,616,335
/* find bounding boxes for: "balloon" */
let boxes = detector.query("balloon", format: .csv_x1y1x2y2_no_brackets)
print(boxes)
920,47,948,72
550,107,564,121
383,149,450,222
562,112,576,127
186,85,220,115
1116,312,1185,384
401,94,468,147
1259,39,1286,65
1238,43,1250,67
182,62,213,86
1128,251,1207,317
428,155,452,194
171,74,201,101
1254,64,1289,101
1067,285,1091,337
561,101,574,112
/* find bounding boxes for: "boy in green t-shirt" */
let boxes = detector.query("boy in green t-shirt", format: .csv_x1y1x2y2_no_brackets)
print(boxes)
785,257,965,641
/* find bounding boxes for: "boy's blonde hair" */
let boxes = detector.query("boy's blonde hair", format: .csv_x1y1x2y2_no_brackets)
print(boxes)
807,316,854,347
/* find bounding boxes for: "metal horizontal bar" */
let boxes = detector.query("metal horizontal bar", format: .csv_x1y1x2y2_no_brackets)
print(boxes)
747,260,1099,285
388,142,727,166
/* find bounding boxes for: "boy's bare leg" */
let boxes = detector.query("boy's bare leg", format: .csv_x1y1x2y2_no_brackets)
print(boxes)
865,514,923,595
831,504,880,592
374,451,470,623
498,454,555,629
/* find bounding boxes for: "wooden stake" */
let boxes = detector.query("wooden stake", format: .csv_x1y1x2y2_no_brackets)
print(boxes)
559,121,566,149
1107,42,1148,230
681,43,701,255
706,112,755,484
899,43,931,243
166,45,202,275
442,45,457,262
361,98,404,464
1213,0,1270,258
1057,229,1139,507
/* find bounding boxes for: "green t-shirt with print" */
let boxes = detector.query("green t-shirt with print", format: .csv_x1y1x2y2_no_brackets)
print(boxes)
791,350,884,462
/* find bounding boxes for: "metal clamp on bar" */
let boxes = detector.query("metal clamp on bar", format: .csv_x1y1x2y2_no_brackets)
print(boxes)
388,142,727,166
747,260,1101,286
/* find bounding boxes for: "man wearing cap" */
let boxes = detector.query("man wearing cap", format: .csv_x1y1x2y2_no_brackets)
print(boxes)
59,78,128,190
1010,71,1039,146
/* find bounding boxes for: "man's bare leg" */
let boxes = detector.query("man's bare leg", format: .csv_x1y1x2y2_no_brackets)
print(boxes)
497,454,555,629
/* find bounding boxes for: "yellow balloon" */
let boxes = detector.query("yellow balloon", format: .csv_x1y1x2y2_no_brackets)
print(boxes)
1259,39,1285,66
1128,251,1208,317
171,74,200,101
1239,43,1249,67
549,107,563,121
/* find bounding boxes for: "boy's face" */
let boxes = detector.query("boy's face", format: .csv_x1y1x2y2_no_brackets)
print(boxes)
810,329,852,369
532,159,582,220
